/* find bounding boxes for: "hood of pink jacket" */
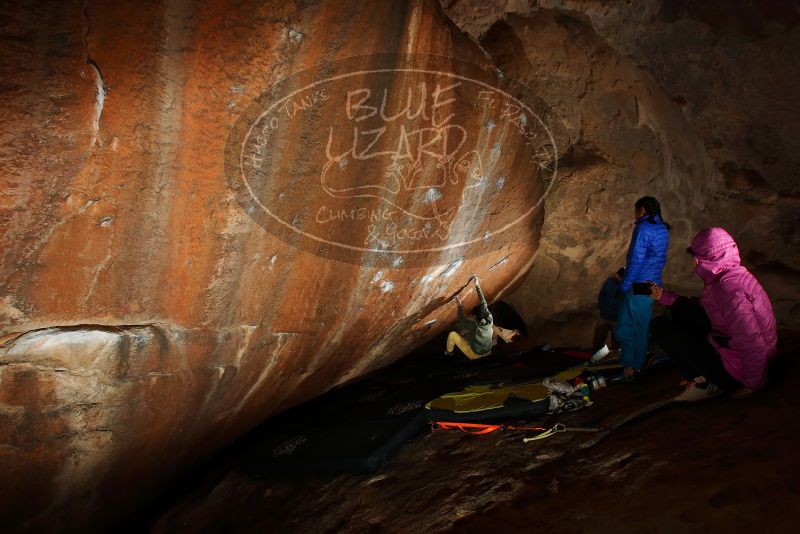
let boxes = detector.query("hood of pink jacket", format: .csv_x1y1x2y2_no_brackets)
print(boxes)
689,227,741,282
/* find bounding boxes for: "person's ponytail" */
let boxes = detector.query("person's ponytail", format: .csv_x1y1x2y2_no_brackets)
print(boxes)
635,196,671,231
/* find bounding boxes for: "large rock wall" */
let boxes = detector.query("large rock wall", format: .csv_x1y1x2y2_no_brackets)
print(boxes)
0,0,560,529
443,0,800,342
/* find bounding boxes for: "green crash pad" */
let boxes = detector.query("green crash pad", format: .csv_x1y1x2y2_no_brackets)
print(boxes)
425,363,623,422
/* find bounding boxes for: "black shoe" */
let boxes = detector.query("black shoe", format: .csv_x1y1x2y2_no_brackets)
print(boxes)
610,370,639,384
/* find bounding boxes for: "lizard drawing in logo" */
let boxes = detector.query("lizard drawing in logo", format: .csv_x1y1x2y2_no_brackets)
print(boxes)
320,122,495,241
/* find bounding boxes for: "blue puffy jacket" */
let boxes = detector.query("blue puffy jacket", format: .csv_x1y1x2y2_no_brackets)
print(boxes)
619,215,669,293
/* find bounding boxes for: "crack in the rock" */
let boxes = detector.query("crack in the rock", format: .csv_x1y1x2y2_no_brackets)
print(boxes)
82,0,107,149
0,359,247,384
0,321,277,344
80,248,113,307
488,254,510,270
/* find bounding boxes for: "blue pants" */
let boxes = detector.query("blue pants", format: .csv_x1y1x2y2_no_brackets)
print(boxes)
615,293,653,369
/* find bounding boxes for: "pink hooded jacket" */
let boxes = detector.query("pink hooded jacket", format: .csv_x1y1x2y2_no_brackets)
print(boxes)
660,228,777,390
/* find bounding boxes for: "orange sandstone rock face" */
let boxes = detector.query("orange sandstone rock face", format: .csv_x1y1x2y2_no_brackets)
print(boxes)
0,0,560,527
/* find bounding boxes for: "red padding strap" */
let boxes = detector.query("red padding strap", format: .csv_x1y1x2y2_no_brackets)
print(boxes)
432,422,502,434
431,421,546,434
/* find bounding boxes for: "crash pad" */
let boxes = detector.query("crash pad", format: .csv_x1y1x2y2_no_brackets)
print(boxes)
426,382,550,413
424,362,623,422
237,413,427,475
425,381,550,422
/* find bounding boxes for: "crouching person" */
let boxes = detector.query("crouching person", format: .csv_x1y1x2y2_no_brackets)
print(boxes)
650,227,777,402
445,276,496,360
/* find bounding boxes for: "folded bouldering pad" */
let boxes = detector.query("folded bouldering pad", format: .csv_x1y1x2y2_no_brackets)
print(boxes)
424,363,624,423
425,381,551,422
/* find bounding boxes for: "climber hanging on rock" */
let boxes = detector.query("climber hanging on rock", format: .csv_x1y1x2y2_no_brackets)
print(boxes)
445,275,519,360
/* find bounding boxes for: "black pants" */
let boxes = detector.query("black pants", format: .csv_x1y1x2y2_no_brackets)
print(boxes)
650,299,742,392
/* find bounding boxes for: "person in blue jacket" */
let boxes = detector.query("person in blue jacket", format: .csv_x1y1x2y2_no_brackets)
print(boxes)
615,196,670,379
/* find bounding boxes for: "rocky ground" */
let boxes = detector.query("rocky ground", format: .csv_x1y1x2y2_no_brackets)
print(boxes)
148,332,800,533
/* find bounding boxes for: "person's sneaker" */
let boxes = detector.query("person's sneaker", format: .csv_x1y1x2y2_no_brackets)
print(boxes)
674,382,722,402
590,344,610,364
444,351,455,357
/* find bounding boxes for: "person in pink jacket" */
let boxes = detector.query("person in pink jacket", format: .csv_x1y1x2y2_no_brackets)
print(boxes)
649,227,777,402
